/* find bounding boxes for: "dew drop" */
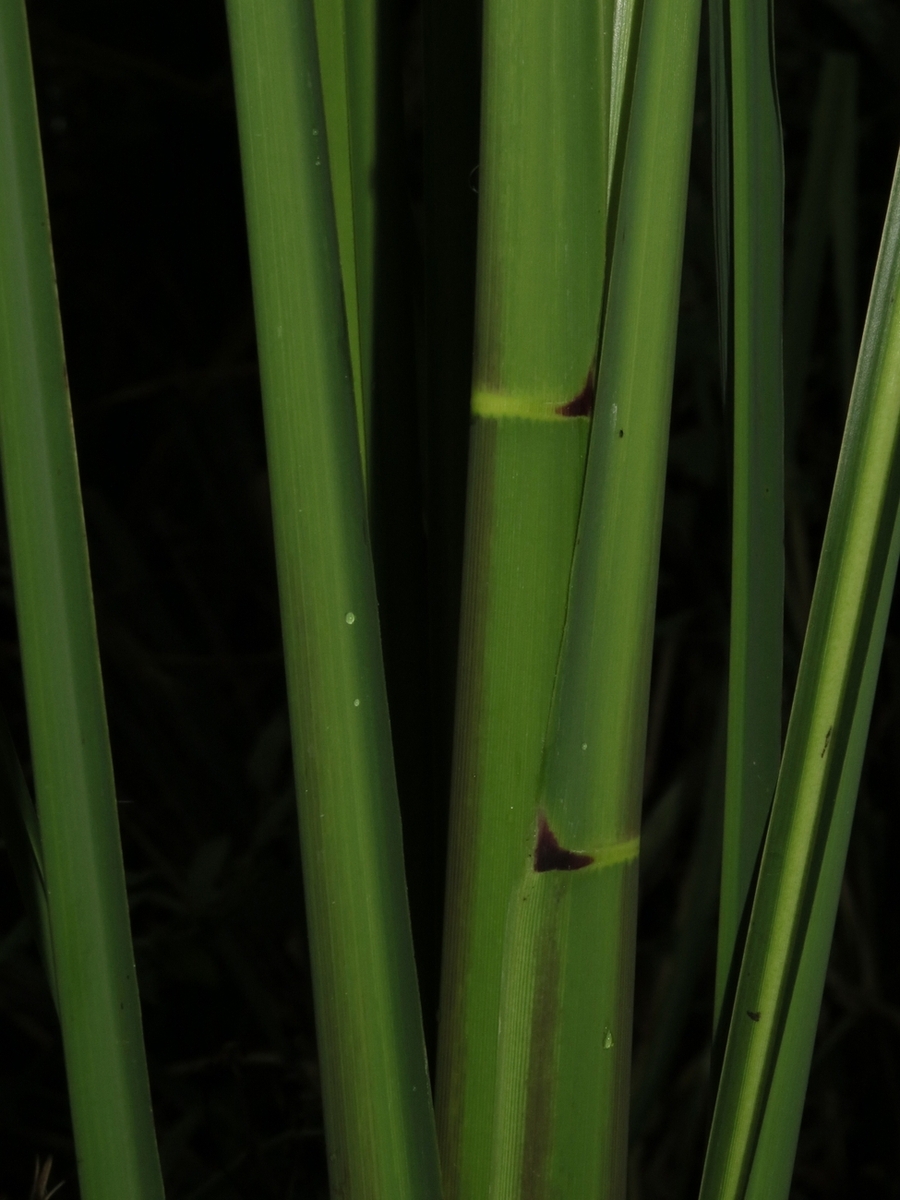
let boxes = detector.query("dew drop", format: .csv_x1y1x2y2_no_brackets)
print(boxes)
345,612,356,625
581,742,588,751
603,1028,614,1050
353,698,360,707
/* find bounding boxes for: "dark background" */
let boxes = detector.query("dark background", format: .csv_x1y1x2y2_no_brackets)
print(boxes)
0,0,898,1196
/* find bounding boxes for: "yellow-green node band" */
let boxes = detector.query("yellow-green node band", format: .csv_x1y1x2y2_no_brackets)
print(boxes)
471,387,591,421
586,836,641,870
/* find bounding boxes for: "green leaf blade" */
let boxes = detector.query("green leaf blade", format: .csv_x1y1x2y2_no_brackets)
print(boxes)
700,144,900,1200
0,5,164,1196
714,0,785,1022
226,4,440,1197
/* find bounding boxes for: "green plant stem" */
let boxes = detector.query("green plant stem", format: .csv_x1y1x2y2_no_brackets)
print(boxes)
0,5,164,1197
486,0,702,1191
699,144,900,1200
746,495,899,1199
434,0,611,1191
225,4,440,1198
713,0,785,1023
438,422,591,1200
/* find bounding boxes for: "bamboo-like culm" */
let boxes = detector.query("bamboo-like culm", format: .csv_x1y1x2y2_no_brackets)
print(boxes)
0,5,164,1198
226,4,440,1198
434,0,612,1193
700,144,900,1200
486,0,702,1190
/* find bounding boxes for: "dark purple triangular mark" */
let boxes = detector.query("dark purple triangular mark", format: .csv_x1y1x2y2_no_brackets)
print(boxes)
534,815,594,872
555,370,595,417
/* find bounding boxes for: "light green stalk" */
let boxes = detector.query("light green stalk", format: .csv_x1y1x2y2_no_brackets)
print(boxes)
712,0,785,1022
0,5,164,1198
486,0,702,1191
434,0,611,1193
699,145,900,1200
745,487,899,1199
225,4,440,1198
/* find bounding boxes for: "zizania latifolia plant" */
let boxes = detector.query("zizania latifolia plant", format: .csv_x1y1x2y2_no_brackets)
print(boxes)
1,0,900,1197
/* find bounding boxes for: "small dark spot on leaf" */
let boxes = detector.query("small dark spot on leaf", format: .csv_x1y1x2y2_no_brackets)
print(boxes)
555,370,594,417
747,1010,761,1022
618,429,624,438
534,815,593,872
821,726,832,758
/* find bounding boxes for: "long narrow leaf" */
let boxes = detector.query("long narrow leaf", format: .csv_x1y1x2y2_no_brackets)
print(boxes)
0,5,164,1197
746,465,899,1198
699,143,900,1200
713,0,785,1022
226,4,440,1197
